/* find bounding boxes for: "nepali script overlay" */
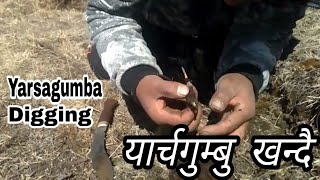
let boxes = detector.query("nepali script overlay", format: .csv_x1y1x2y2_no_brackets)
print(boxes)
122,125,240,179
250,124,320,172
122,124,319,179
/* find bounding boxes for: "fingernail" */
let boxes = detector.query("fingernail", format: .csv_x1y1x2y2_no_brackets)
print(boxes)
177,85,189,97
210,99,223,111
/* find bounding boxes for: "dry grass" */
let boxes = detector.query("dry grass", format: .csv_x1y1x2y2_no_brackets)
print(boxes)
271,10,320,132
0,0,319,179
36,0,87,11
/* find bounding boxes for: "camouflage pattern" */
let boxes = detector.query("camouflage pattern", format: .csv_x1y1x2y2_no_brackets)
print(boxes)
85,0,307,95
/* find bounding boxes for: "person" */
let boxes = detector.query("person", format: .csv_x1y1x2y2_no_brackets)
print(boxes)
85,0,307,140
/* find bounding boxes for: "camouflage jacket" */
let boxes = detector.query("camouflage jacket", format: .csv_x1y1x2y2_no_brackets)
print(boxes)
85,0,307,96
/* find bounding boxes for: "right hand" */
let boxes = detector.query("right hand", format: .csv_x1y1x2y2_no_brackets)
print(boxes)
136,75,202,132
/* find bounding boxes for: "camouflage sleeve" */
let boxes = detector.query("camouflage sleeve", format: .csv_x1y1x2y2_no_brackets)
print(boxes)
216,0,307,95
85,0,163,95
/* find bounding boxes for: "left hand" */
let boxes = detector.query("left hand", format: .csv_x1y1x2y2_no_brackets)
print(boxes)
198,73,256,140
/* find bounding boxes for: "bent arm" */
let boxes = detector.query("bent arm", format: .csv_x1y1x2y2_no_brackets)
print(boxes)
86,0,162,96
216,0,307,97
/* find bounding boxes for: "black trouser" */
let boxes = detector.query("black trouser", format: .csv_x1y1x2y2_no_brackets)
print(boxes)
87,18,232,105
87,20,231,133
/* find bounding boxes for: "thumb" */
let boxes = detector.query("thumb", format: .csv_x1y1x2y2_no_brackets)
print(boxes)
158,80,190,99
209,84,235,112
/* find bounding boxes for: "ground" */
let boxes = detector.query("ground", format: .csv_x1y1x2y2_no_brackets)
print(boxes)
0,0,319,179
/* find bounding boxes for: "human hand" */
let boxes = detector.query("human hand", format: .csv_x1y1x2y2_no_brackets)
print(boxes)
198,73,256,140
136,75,202,132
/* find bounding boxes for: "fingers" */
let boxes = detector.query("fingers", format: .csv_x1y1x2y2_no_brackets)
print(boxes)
197,122,206,131
187,81,198,99
196,122,206,135
158,80,190,99
199,103,254,136
209,84,235,112
229,121,249,140
160,105,195,125
188,104,203,132
155,80,196,125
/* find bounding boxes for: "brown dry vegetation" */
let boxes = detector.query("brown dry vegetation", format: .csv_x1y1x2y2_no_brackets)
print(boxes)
0,0,319,179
